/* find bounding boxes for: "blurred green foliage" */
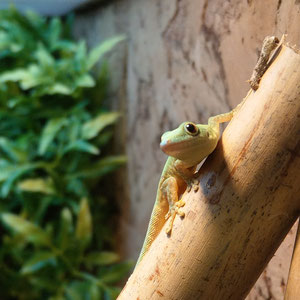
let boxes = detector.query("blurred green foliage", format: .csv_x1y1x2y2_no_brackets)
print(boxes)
0,7,130,300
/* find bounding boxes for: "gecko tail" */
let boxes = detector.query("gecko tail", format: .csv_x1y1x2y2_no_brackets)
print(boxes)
135,237,150,266
135,196,168,268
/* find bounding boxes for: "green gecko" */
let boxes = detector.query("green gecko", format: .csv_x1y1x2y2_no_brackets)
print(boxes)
136,108,240,265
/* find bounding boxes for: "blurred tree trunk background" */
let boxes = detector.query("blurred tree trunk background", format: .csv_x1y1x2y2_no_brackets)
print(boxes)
74,1,300,298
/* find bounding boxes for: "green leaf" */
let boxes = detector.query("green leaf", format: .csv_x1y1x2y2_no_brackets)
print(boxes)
66,178,88,197
18,177,55,195
104,287,122,300
38,118,66,155
0,163,38,197
20,251,56,274
58,208,73,249
75,198,92,247
1,213,50,246
0,164,34,182
61,208,73,234
0,69,28,83
65,280,100,300
76,74,95,88
87,35,126,70
35,44,55,67
85,251,119,267
47,83,73,95
99,262,132,284
0,137,27,162
18,64,44,90
48,17,62,49
82,112,120,140
63,140,100,155
69,155,126,179
75,40,87,67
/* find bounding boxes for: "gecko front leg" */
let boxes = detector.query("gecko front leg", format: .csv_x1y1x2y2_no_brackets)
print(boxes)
174,159,199,193
161,177,185,235
186,177,200,193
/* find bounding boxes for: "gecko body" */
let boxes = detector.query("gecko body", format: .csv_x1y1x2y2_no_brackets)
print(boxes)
136,110,237,265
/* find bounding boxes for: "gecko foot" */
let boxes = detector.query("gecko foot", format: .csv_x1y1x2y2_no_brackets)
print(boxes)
187,179,199,193
165,200,185,235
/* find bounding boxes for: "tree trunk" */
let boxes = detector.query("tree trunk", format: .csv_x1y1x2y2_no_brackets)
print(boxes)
117,44,300,300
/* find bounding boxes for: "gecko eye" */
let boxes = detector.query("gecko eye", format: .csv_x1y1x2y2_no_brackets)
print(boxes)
184,123,199,136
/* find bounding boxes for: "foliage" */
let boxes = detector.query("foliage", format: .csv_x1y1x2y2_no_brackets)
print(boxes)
0,7,130,300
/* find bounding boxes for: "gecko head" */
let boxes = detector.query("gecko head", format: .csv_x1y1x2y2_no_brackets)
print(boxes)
160,122,218,164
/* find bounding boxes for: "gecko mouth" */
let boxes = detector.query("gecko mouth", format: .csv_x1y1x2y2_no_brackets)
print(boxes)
160,139,189,154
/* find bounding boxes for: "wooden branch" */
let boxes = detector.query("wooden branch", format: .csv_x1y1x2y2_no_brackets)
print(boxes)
285,220,300,300
118,44,300,300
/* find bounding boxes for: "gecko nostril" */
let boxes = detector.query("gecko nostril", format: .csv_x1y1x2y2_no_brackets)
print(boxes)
160,140,169,147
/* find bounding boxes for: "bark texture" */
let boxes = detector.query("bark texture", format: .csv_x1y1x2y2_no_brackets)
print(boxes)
73,0,300,298
118,44,300,300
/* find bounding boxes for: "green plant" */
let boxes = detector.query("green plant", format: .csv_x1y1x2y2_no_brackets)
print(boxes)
0,7,130,300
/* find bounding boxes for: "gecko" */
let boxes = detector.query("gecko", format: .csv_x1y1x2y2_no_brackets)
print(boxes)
136,108,239,265
136,35,280,266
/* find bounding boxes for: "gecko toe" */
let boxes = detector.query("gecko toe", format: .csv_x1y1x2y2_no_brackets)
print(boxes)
175,199,185,208
165,205,185,235
193,183,199,192
165,225,172,235
187,179,199,193
176,207,185,218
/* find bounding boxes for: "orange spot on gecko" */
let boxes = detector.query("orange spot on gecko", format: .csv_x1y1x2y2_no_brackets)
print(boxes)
156,290,164,297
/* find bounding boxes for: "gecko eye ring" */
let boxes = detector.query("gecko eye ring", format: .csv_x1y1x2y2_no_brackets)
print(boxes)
184,123,199,136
